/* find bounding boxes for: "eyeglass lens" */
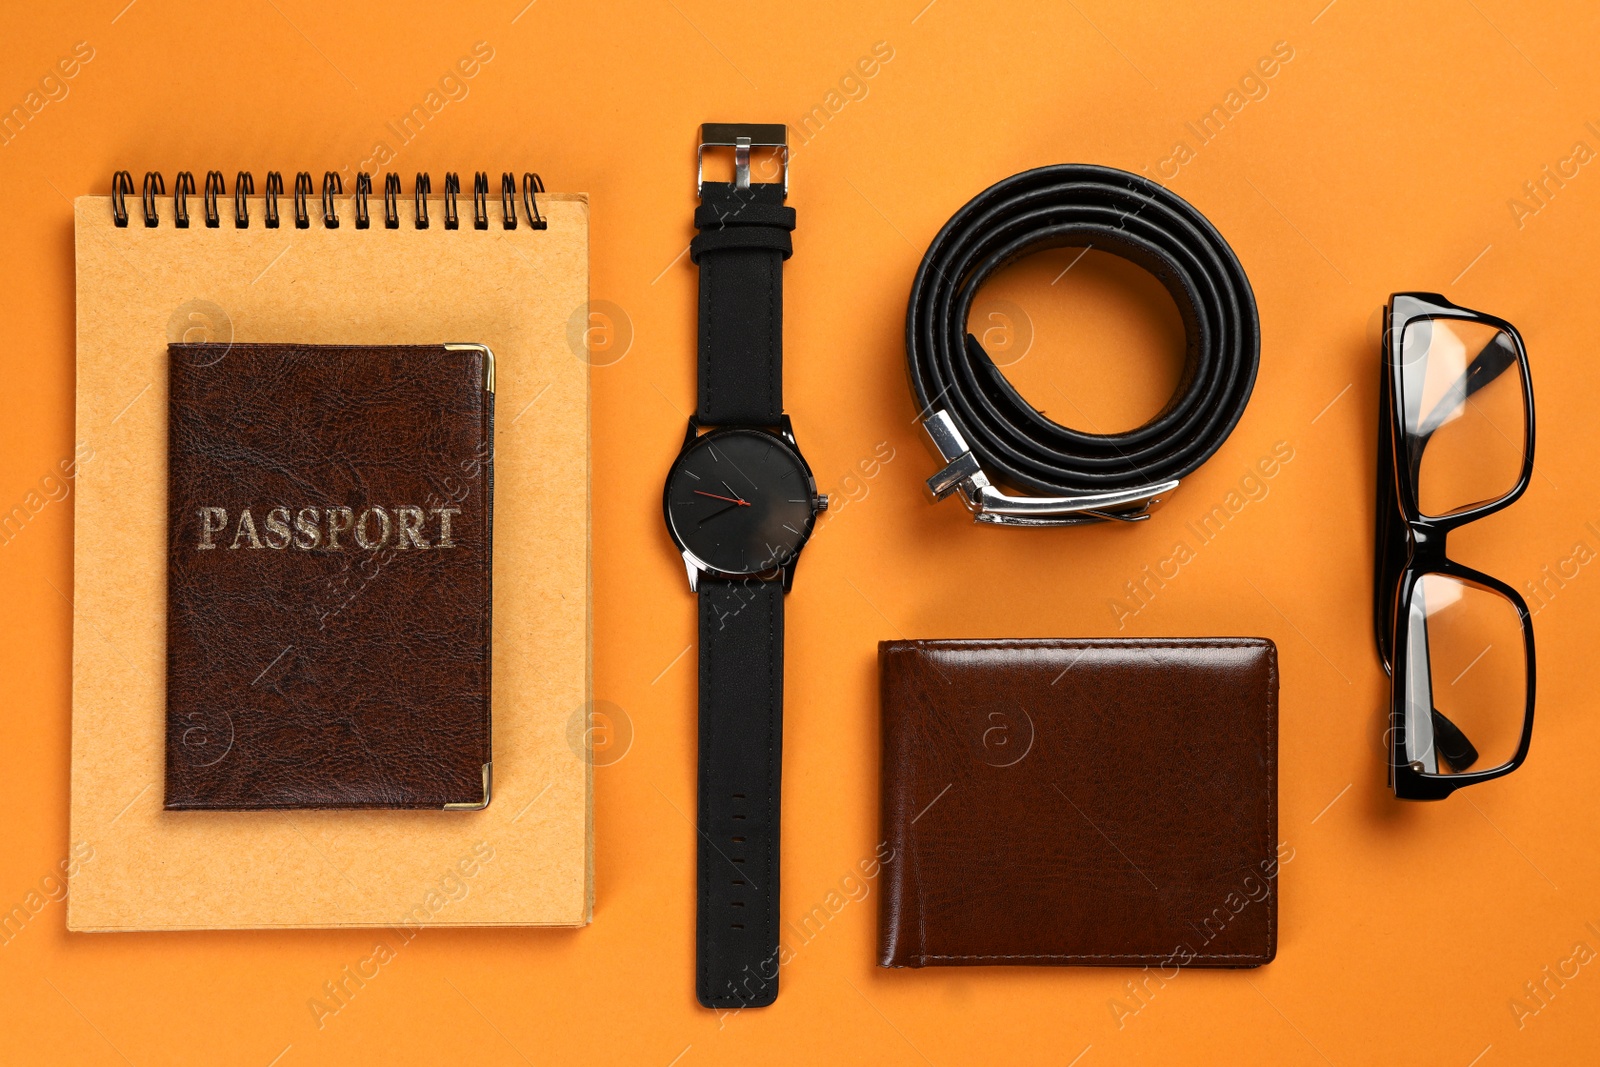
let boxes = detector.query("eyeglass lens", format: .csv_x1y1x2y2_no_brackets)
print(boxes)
1397,317,1524,519
1401,573,1526,774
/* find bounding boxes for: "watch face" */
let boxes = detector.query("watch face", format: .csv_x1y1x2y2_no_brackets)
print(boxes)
664,429,817,576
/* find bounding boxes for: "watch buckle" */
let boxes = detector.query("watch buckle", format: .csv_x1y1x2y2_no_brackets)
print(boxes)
920,409,1179,527
698,123,789,200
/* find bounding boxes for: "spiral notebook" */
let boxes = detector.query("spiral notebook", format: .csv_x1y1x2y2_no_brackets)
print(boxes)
69,170,592,930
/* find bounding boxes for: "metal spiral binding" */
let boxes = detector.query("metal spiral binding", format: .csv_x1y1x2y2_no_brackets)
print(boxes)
443,173,461,230
203,171,224,228
321,172,342,229
111,171,133,227
523,173,547,230
293,172,313,229
234,172,253,227
384,173,401,228
415,172,431,229
141,172,163,227
354,173,371,230
173,171,195,228
264,172,283,228
500,173,518,229
473,172,489,229
108,170,554,231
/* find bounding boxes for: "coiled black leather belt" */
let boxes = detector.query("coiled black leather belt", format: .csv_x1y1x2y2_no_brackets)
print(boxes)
906,164,1260,526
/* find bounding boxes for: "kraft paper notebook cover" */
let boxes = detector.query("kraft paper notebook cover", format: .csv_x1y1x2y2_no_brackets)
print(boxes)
70,173,591,929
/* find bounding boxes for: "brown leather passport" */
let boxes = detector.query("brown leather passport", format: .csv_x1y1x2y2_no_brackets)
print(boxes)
878,638,1279,968
165,343,493,810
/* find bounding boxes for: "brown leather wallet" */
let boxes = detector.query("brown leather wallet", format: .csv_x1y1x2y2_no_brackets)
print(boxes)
878,638,1280,968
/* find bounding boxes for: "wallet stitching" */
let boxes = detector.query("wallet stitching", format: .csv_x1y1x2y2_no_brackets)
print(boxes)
907,659,930,965
1264,642,1278,962
914,736,927,965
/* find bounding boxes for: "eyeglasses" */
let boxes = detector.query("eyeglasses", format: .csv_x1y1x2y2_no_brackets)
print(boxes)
1374,292,1536,800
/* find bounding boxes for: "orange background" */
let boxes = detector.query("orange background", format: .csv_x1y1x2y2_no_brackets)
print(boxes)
3,1,1598,1064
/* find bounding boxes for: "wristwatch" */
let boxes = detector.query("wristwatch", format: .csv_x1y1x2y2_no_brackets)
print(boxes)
662,123,827,1009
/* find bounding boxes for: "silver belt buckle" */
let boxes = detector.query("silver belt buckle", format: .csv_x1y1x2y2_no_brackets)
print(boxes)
920,410,1179,527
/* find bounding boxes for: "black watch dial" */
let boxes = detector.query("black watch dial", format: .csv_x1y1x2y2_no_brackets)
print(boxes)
664,429,816,576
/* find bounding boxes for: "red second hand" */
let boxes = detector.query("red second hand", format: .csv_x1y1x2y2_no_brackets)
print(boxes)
693,489,749,506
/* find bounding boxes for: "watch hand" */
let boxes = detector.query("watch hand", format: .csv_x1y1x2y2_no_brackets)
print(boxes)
694,489,750,506
697,503,742,525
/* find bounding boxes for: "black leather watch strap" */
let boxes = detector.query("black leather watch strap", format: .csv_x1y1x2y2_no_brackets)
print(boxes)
691,181,795,427
696,576,784,1008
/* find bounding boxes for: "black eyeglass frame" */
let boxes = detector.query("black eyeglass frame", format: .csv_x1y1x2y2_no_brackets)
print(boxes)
1373,291,1537,801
